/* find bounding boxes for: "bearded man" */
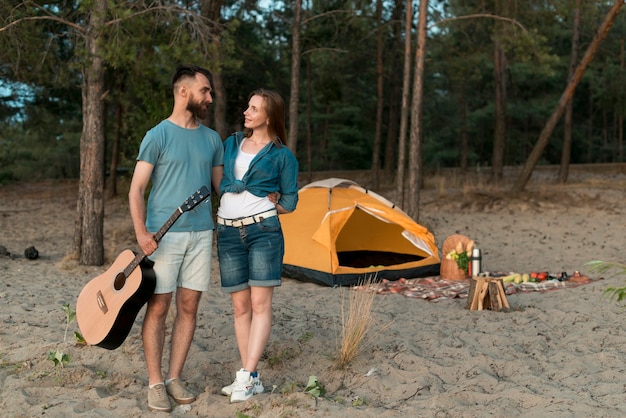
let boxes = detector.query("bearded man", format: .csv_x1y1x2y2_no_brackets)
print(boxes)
128,64,224,412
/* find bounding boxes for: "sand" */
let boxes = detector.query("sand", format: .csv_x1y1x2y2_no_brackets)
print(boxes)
1,169,626,418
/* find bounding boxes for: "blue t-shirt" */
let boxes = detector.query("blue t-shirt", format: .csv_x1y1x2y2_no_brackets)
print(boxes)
137,120,224,232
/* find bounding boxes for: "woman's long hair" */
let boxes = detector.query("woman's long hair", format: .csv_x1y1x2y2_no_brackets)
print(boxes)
244,89,286,147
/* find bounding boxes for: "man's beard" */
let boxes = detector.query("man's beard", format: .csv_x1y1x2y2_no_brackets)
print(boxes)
187,96,208,120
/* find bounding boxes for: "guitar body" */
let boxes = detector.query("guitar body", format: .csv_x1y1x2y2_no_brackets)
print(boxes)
76,249,156,350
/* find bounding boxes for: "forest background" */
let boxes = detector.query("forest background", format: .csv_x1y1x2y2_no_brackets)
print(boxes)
0,0,625,265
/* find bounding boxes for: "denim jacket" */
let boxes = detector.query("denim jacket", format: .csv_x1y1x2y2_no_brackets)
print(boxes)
220,131,299,212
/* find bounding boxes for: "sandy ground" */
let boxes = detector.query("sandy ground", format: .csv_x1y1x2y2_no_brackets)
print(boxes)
2,168,626,418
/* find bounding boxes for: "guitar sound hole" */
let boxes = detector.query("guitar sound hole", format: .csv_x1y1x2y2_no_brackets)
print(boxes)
114,272,127,291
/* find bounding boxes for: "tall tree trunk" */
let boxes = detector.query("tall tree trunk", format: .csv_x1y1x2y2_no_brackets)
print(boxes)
558,0,581,184
74,0,106,265
511,0,624,195
371,0,384,189
460,92,468,173
395,0,412,208
106,101,122,198
492,40,507,183
384,0,404,182
407,0,428,220
384,85,399,180
602,107,608,161
617,36,624,162
587,86,593,163
287,0,302,152
306,54,313,183
212,72,227,138
202,0,226,138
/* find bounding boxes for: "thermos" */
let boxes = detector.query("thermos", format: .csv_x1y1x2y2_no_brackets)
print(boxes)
471,248,482,276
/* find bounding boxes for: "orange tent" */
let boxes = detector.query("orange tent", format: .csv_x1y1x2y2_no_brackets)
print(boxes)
281,178,440,286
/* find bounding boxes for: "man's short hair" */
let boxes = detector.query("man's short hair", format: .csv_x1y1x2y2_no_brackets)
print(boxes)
172,65,211,90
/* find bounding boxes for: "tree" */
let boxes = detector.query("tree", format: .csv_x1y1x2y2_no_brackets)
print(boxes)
371,0,384,189
395,0,413,208
202,0,228,139
407,0,429,221
558,0,582,184
287,0,302,152
511,0,625,195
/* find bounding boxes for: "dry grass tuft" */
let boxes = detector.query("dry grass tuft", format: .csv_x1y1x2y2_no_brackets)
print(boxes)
336,276,391,368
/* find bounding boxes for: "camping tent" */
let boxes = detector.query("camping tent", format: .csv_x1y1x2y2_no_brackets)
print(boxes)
281,178,440,286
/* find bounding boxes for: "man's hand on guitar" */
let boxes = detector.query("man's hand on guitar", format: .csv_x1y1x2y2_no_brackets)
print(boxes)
138,231,158,256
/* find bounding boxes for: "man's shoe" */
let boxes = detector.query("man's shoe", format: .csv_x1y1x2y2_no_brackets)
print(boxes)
230,370,254,403
148,383,172,412
166,378,196,404
222,369,264,396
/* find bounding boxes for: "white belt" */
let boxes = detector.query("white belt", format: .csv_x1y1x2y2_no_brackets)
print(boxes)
217,209,278,228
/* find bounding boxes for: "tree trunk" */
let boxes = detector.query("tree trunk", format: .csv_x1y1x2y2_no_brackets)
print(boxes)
407,0,428,220
510,0,624,195
394,0,412,208
305,54,313,183
384,0,403,182
287,0,302,152
202,0,227,138
74,0,106,265
492,40,507,183
558,0,581,184
617,36,624,162
371,0,383,189
460,92,468,173
106,101,122,198
587,88,594,163
212,72,227,137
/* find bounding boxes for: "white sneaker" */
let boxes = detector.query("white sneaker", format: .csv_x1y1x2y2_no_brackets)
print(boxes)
230,370,254,403
221,368,243,396
222,369,264,396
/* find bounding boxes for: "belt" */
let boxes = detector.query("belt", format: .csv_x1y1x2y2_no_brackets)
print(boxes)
217,209,278,228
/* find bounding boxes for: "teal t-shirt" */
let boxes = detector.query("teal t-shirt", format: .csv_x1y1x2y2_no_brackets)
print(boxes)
137,120,224,232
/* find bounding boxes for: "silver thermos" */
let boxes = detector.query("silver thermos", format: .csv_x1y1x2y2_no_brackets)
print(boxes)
471,248,482,276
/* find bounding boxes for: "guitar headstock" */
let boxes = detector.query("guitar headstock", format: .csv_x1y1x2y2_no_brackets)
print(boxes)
180,186,211,212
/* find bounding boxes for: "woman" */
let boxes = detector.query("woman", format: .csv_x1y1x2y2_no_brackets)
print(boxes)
216,89,299,403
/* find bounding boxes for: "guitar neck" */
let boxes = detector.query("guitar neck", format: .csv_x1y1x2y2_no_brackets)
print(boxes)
123,208,183,278
153,208,183,244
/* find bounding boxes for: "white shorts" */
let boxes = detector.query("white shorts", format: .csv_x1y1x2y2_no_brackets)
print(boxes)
148,230,213,294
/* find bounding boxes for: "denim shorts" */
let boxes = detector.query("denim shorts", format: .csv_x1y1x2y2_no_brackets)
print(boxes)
217,216,284,293
148,230,213,294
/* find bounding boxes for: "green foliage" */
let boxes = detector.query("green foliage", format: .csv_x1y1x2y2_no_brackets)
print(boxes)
74,332,86,345
586,260,626,302
47,350,70,369
1,0,626,178
304,375,326,398
62,304,76,343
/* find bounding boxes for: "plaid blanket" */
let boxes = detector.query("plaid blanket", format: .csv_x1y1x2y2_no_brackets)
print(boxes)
360,275,601,302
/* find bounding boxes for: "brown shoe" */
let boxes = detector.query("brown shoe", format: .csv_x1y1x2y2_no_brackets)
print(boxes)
148,383,172,412
166,379,196,404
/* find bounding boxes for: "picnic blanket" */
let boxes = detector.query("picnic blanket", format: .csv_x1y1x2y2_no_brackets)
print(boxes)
359,275,602,302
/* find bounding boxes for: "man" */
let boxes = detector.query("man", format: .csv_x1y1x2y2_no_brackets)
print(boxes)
128,64,223,412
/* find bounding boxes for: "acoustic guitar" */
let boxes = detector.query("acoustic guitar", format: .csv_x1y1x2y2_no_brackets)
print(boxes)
76,186,210,350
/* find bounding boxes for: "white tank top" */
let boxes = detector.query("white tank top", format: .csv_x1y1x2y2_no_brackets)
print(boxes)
217,139,275,219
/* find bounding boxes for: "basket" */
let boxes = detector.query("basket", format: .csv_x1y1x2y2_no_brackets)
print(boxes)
440,234,472,280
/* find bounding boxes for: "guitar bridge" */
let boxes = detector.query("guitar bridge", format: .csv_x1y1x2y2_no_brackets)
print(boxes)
96,290,108,314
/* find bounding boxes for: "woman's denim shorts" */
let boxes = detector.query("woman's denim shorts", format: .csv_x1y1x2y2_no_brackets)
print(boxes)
216,215,284,293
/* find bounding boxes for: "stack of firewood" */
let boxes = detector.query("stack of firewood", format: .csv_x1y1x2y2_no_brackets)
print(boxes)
467,277,509,312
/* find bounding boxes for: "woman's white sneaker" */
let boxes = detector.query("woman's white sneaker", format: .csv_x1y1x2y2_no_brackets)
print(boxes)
222,369,264,396
230,370,254,403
